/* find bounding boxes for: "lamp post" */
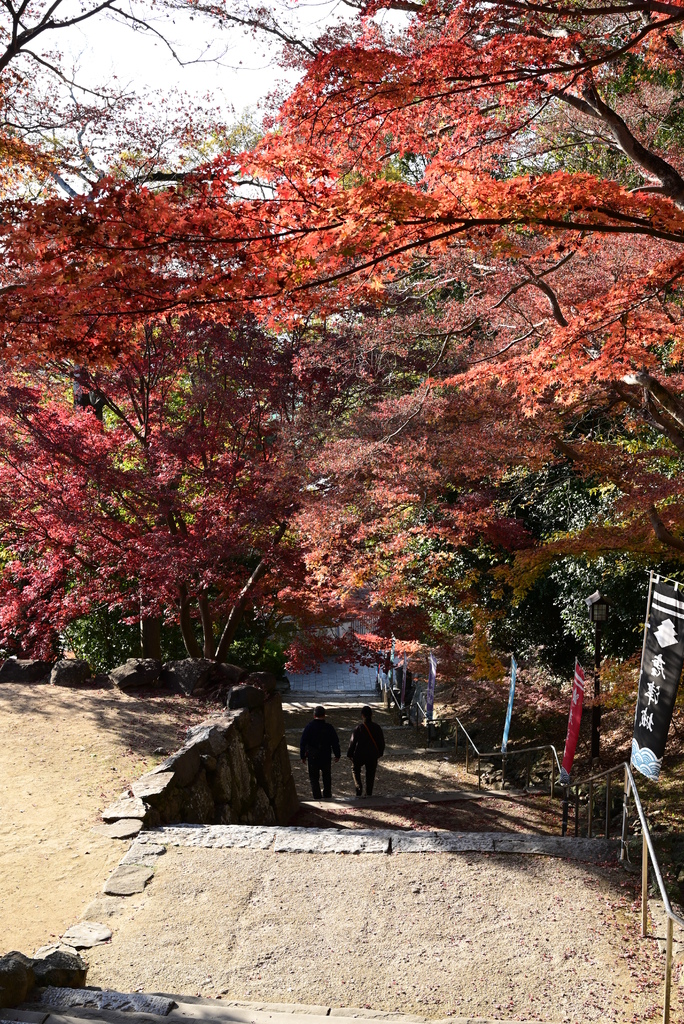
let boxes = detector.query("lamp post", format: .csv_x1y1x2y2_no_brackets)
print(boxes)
585,590,610,764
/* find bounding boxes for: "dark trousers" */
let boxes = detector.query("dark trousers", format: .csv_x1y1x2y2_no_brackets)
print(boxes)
308,757,332,799
352,758,377,796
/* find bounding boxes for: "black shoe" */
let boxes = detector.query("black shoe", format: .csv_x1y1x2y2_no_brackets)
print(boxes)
355,788,362,797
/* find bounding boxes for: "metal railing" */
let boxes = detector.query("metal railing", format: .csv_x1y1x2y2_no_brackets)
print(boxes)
566,761,684,1024
452,714,561,795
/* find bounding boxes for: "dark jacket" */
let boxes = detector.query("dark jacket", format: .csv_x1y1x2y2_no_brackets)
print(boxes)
300,719,341,762
347,720,385,763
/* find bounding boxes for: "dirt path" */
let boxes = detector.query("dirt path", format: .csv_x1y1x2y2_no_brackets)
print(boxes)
84,844,676,1023
0,681,208,952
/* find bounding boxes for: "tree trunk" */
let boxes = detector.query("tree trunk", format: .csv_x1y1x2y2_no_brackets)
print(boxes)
198,593,214,659
178,584,202,658
141,615,162,660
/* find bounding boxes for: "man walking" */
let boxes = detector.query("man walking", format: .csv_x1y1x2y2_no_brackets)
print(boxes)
300,706,341,800
347,705,385,797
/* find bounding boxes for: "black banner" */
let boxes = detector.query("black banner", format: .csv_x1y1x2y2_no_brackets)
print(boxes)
632,577,684,781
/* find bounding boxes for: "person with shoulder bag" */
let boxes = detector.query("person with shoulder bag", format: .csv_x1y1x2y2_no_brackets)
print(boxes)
347,705,385,797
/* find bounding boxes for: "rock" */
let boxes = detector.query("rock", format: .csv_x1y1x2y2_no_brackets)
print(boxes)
103,863,154,895
244,670,278,694
50,659,91,687
275,676,291,694
0,952,34,1008
150,743,202,788
101,796,147,822
91,819,142,839
249,746,275,800
226,729,257,813
32,949,87,988
80,897,122,920
160,658,212,696
0,658,53,684
61,922,112,949
227,684,265,710
110,658,161,690
244,785,276,826
237,708,264,750
131,771,175,802
180,768,215,823
214,663,248,686
271,736,299,824
120,841,165,866
263,694,285,752
210,751,233,804
185,721,234,757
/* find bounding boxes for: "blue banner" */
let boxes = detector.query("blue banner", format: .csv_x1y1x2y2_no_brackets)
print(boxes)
501,655,517,753
426,653,437,720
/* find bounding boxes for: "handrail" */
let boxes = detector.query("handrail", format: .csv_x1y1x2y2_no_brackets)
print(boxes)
452,714,561,794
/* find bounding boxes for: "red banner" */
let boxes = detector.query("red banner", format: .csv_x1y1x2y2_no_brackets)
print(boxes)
560,660,585,784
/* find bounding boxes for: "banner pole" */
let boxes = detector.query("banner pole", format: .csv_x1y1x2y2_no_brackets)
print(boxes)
636,571,655,710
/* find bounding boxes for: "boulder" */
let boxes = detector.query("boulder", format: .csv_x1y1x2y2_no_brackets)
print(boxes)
275,676,291,694
237,709,264,750
0,658,53,684
271,736,299,824
150,742,202,788
227,684,265,710
244,670,278,694
32,949,87,988
110,658,161,690
263,694,285,752
180,769,215,823
160,658,212,696
50,659,91,687
0,952,34,1008
185,719,239,757
210,751,232,804
215,663,248,686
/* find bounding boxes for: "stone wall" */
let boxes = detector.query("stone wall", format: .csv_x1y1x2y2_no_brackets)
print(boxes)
102,685,299,829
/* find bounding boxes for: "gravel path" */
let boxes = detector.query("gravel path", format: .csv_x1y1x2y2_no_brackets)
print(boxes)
85,844,675,1023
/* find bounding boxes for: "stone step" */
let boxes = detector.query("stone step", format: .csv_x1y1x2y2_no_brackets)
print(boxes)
13,994,558,1024
131,822,618,862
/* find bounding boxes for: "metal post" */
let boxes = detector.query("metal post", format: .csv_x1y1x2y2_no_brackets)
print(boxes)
550,753,555,798
642,837,649,938
502,755,506,791
526,753,530,790
605,774,611,838
477,756,481,791
575,788,580,837
663,916,673,1024
588,780,594,838
620,765,630,861
466,743,469,774
562,789,569,837
592,620,602,763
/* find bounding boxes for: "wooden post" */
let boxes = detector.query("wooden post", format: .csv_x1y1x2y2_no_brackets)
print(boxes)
477,756,481,791
502,755,506,791
588,780,594,838
620,765,630,862
642,837,649,938
550,754,555,798
663,916,673,1024
466,744,469,774
575,788,580,837
605,774,611,838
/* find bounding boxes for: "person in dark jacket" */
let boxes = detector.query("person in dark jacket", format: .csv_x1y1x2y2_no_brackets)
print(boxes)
347,705,385,797
300,706,341,799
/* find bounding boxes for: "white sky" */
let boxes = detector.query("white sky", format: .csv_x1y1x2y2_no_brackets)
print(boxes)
59,0,354,125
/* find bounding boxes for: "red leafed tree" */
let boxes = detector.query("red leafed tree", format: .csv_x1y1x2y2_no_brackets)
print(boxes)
0,314,333,660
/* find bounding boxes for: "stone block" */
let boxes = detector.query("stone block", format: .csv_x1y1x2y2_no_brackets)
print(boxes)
131,771,175,802
0,952,34,1008
214,663,248,686
103,864,154,895
179,768,215,824
237,709,264,749
150,742,201,788
215,802,237,824
244,670,278,694
210,751,232,804
227,684,265,710
0,658,53,684
160,658,212,696
60,922,112,949
50,659,91,687
273,775,299,825
110,658,161,690
31,950,87,988
185,722,232,757
92,819,142,839
249,746,275,800
243,785,276,826
101,796,147,822
263,694,285,752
